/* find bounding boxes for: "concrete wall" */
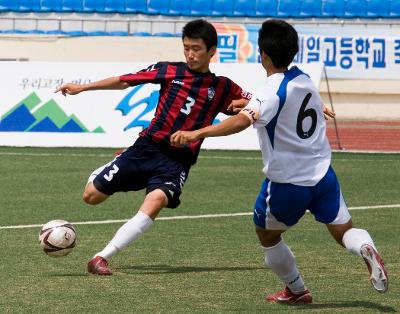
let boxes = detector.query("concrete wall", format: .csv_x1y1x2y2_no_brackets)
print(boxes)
1,34,399,120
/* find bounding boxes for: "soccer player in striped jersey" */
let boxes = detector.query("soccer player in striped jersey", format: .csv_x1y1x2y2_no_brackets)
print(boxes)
55,19,251,275
171,19,388,303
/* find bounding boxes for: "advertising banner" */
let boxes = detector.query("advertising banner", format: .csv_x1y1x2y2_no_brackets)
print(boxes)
0,62,322,149
213,23,400,79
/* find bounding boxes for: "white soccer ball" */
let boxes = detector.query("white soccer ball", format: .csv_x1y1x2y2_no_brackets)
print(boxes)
39,220,77,257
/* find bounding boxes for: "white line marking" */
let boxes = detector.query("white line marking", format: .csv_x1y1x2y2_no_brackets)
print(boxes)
1,204,399,230
0,151,399,162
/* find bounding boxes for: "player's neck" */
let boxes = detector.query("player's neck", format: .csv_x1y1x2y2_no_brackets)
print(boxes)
266,66,288,77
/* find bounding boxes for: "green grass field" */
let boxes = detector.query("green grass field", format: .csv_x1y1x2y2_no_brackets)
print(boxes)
0,147,399,313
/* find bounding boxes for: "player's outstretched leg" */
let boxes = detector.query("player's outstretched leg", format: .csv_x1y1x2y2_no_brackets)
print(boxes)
342,228,388,293
87,256,113,275
257,228,312,304
360,244,388,293
266,287,312,304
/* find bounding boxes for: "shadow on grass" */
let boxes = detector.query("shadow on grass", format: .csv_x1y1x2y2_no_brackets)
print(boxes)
293,301,396,313
116,264,264,274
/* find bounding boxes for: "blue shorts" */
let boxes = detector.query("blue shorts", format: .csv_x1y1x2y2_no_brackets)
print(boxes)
253,166,350,229
93,137,191,208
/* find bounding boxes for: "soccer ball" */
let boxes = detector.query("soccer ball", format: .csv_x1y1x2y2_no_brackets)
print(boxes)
39,220,77,257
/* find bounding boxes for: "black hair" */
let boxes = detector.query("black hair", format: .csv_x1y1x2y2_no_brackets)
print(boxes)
182,19,218,51
258,19,299,68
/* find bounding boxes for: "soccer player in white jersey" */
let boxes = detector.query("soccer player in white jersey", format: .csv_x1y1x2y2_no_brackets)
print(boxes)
171,19,388,303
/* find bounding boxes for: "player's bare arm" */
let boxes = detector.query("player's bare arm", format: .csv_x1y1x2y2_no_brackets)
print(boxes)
55,76,130,96
227,98,250,113
171,108,257,146
323,105,335,120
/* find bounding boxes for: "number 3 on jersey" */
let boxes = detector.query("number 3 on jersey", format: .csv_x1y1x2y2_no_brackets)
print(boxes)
180,96,195,115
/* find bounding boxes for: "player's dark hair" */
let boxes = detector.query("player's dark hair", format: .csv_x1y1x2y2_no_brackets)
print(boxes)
258,19,299,68
182,19,218,51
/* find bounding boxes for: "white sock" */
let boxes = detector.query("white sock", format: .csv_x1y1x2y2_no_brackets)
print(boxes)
263,240,306,294
96,211,154,260
342,228,376,257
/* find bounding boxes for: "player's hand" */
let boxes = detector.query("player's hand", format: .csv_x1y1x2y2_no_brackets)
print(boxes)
323,105,335,120
55,83,84,96
227,98,249,113
170,130,200,147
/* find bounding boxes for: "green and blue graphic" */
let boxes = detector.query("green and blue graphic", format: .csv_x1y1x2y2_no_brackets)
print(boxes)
0,92,104,133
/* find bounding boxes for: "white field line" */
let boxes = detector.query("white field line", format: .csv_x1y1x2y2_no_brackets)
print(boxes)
1,204,399,230
0,151,399,162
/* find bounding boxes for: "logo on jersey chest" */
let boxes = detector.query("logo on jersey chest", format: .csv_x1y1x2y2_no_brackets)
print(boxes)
207,87,215,101
172,80,184,86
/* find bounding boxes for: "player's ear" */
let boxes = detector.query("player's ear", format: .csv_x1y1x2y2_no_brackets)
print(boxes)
209,45,217,58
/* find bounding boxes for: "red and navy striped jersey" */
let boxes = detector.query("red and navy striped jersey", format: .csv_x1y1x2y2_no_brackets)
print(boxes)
120,62,251,164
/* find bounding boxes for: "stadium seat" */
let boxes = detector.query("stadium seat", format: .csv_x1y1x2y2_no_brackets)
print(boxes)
299,0,322,17
169,0,191,15
61,0,83,12
18,0,40,12
389,0,400,17
277,0,301,17
104,0,125,13
0,0,17,12
233,0,256,16
344,0,367,17
125,0,147,13
367,0,390,17
321,0,345,17
255,0,278,17
109,31,129,36
191,0,213,16
82,0,105,12
147,0,169,15
40,0,62,12
212,0,234,16
132,31,152,36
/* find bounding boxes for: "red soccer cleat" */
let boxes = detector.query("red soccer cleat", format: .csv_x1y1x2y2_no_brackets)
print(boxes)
266,287,312,304
361,244,388,293
87,256,113,276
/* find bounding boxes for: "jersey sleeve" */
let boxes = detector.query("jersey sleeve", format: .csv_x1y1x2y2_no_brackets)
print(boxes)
119,62,166,86
220,79,252,115
244,85,279,127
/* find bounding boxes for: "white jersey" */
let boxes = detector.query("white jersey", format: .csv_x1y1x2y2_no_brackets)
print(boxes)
245,66,331,186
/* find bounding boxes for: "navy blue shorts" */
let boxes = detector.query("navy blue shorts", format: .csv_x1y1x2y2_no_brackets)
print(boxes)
93,137,191,208
253,166,350,229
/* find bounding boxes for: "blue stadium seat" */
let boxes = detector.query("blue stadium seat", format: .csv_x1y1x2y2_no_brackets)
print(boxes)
40,0,62,12
321,0,345,17
299,0,322,17
389,0,400,17
277,0,300,17
212,0,234,16
19,0,40,12
61,0,83,12
104,0,125,13
0,0,18,11
344,0,367,17
255,0,278,17
191,0,213,16
132,31,152,36
169,0,191,15
367,0,390,17
233,0,256,16
125,0,147,13
109,31,129,36
147,0,169,14
153,32,177,37
82,0,105,12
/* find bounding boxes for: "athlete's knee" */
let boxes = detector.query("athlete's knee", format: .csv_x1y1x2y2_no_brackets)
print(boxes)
256,226,283,247
83,183,108,205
